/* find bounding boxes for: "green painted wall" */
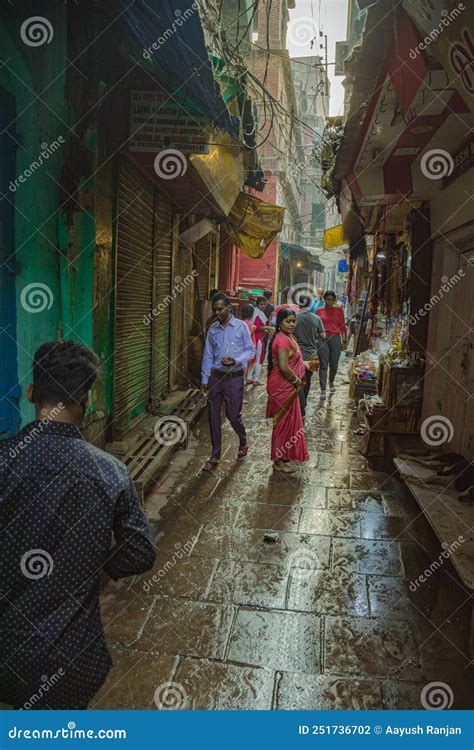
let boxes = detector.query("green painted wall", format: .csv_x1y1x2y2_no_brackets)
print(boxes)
0,5,107,433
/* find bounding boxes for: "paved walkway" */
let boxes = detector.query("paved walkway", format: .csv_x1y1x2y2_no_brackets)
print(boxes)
93,371,473,710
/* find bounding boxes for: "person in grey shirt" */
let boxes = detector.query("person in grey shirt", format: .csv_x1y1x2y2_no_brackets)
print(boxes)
295,294,326,417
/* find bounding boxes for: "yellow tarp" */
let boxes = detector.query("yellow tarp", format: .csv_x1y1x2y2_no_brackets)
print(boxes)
323,224,345,250
224,192,285,259
190,133,246,217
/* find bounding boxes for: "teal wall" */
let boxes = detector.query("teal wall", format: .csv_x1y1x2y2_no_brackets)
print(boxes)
0,5,100,430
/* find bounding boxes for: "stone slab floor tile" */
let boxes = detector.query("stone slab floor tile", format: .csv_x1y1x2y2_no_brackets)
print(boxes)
276,673,383,710
227,608,322,674
138,596,234,660
130,555,218,600
299,508,361,538
258,531,331,569
270,482,327,507
359,513,419,542
233,501,302,532
91,650,176,709
206,560,289,609
190,525,266,563
324,616,424,681
287,570,369,617
101,588,155,646
332,538,402,576
327,489,386,514
367,575,437,622
172,658,275,709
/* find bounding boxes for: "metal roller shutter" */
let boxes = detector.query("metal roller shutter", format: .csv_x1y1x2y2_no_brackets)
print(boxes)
113,161,154,433
194,235,210,300
151,192,173,405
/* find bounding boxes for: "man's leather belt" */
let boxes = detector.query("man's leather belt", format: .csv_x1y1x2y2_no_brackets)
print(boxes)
211,369,244,379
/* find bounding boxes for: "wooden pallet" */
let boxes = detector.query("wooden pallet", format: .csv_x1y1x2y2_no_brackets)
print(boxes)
122,389,205,503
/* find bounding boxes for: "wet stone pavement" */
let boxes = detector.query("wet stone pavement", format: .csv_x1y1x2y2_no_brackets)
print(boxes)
93,372,474,710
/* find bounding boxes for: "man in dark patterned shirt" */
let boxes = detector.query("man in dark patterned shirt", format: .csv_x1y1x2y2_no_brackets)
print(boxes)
0,341,156,709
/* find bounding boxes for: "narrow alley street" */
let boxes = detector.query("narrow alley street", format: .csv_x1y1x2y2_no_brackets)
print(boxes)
94,373,473,710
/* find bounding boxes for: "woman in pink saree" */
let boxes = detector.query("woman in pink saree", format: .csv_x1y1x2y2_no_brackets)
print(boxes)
266,308,309,473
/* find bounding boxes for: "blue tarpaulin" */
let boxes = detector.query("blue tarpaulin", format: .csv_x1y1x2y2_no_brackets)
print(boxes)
120,0,239,138
338,257,349,272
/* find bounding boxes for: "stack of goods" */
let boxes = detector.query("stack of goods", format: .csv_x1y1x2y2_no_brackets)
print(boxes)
349,351,379,399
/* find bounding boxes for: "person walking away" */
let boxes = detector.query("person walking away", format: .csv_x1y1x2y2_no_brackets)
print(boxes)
241,304,257,385
310,287,325,313
201,293,255,471
263,289,275,323
316,290,347,399
262,290,275,355
0,341,156,710
271,287,299,325
294,294,326,417
248,297,271,386
266,309,309,474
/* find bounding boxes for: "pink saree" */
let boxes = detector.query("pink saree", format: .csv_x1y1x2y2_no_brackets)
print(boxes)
266,333,309,463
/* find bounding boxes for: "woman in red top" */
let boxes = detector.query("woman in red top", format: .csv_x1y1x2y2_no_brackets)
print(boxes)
316,290,347,398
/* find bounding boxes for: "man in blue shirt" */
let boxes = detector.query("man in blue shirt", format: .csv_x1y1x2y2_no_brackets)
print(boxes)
309,287,325,313
201,293,255,471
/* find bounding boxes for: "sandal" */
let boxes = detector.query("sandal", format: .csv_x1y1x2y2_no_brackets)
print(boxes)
202,458,219,472
273,462,296,474
237,445,248,463
253,380,265,386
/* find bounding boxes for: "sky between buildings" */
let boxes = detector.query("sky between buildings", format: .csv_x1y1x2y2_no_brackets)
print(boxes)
287,0,349,117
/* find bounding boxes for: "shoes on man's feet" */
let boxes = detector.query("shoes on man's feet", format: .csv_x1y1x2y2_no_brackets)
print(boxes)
237,445,248,462
329,385,336,394
202,458,219,472
320,391,327,400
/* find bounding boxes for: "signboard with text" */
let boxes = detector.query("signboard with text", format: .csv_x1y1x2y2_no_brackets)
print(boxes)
129,91,210,153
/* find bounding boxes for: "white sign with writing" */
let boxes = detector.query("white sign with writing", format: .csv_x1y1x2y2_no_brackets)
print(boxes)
129,91,210,153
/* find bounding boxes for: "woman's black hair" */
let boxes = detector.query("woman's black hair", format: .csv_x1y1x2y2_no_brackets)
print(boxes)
241,304,254,320
324,290,337,300
256,296,267,307
267,308,297,373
